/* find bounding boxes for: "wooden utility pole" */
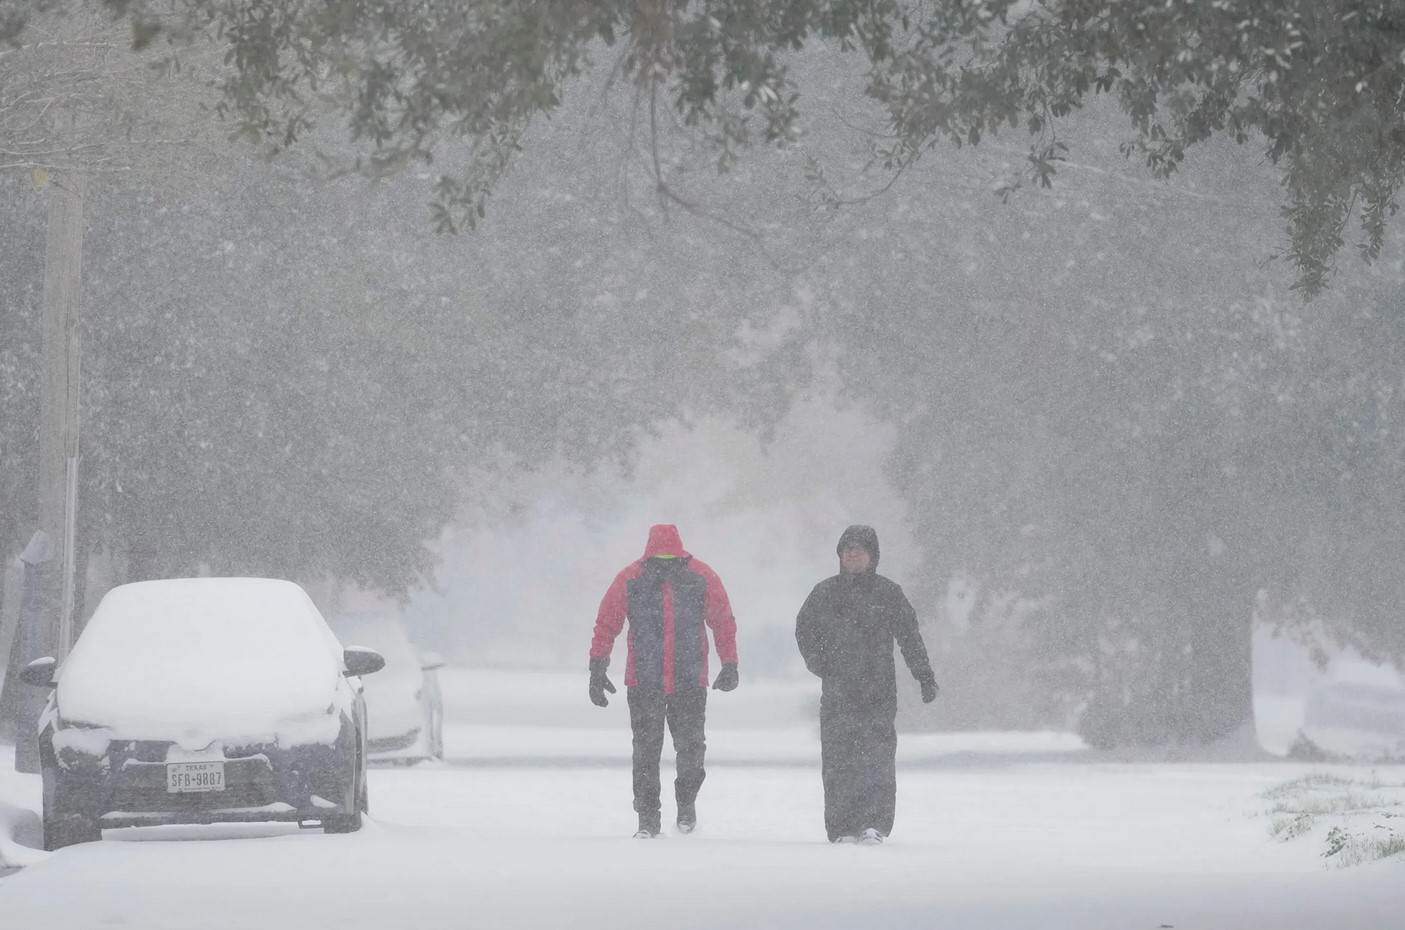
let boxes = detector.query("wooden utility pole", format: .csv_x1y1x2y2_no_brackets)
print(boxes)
39,170,84,658
13,171,85,774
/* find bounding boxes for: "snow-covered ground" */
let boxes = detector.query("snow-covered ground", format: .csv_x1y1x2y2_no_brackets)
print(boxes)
2,669,1402,928
435,669,1085,766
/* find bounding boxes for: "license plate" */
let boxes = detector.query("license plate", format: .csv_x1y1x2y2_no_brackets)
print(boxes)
166,761,225,793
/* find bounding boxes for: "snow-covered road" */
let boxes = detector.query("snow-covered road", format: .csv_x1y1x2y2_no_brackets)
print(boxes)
2,670,1402,928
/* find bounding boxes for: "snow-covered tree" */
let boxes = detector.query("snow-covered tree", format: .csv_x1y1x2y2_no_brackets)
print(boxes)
9,0,1398,294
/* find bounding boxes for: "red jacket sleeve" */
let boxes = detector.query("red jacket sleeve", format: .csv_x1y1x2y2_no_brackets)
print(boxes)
589,567,631,662
697,562,738,665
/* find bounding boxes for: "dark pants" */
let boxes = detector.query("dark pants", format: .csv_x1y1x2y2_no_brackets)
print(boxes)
627,685,707,823
820,686,897,841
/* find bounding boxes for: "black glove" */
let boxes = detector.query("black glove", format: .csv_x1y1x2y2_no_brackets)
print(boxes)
589,657,616,707
712,662,739,692
919,675,939,704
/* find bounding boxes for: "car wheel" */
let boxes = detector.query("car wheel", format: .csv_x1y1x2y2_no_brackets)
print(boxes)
322,809,363,833
325,745,367,832
42,767,100,851
324,770,364,832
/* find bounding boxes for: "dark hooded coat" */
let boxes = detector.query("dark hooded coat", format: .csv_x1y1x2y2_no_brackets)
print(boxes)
796,526,933,710
795,525,936,840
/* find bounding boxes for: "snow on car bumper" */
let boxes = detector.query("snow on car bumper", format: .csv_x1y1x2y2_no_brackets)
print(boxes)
98,801,352,830
52,737,356,826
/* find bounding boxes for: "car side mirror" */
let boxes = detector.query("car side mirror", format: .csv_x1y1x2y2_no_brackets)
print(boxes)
419,651,446,672
20,656,57,688
343,646,385,677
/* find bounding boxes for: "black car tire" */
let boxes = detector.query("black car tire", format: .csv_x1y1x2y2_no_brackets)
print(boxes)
44,814,100,851
322,809,363,833
324,743,366,833
41,767,100,851
323,775,364,832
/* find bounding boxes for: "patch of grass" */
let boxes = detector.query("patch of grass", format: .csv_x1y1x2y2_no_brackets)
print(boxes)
1261,773,1355,801
1269,791,1397,818
1262,774,1405,857
1270,812,1315,840
1324,824,1405,868
1377,834,1405,859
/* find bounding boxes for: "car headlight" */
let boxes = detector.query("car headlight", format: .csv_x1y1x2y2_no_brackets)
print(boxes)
51,713,112,765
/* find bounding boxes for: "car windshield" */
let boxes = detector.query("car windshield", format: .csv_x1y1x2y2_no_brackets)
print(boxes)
56,578,343,741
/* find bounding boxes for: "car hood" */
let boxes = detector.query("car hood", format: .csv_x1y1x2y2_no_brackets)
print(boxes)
56,578,344,748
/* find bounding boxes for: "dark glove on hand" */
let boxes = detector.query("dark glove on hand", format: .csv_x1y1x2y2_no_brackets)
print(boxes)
712,663,739,692
919,675,939,704
589,657,616,707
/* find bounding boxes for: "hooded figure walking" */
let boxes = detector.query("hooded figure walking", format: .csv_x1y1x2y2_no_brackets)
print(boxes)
589,524,739,838
795,525,938,844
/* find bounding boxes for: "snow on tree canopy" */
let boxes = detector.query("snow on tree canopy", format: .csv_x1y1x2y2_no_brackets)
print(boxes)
55,578,346,748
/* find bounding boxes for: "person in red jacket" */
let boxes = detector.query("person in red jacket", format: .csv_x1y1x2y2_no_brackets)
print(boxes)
589,524,739,838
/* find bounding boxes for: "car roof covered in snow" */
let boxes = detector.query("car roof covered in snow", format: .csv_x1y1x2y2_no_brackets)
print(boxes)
56,577,345,742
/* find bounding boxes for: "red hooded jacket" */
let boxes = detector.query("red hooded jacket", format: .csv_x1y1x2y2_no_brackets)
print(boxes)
590,525,738,692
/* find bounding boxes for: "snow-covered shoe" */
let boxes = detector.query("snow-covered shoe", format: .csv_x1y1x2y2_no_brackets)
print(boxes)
634,813,661,838
859,828,885,845
676,802,697,834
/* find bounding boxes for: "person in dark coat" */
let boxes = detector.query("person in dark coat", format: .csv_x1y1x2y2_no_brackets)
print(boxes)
589,524,739,838
795,524,938,844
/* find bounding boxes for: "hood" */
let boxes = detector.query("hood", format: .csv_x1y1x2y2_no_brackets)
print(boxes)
55,578,343,747
642,524,689,559
836,524,880,570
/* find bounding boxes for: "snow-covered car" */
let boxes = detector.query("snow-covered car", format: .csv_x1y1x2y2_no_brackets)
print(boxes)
20,577,385,850
329,612,444,764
